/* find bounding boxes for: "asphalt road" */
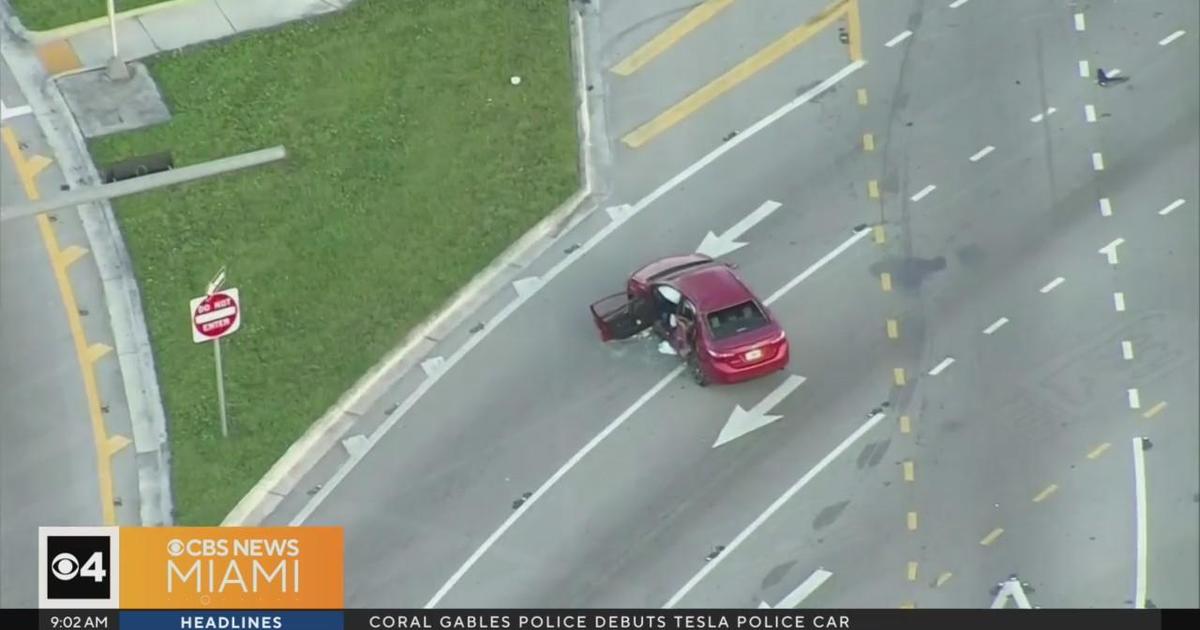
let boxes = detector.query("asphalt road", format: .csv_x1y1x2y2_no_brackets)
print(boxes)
0,53,142,607
273,0,1197,608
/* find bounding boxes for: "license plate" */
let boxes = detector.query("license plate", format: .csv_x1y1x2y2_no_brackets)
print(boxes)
744,349,763,361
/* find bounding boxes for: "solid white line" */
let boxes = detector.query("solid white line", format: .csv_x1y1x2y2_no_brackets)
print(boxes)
1132,436,1148,609
1092,152,1105,170
949,0,969,7
910,184,936,202
1122,340,1134,360
1099,197,1113,216
1159,30,1186,46
1074,13,1086,31
1159,199,1185,215
885,30,913,47
1085,104,1097,122
0,100,32,121
1040,277,1065,293
1114,292,1126,312
764,229,871,305
928,357,955,376
1100,237,1125,264
983,317,1009,335
969,146,994,162
195,306,237,324
776,569,834,608
1079,60,1090,77
1128,388,1141,409
664,413,888,608
290,59,868,529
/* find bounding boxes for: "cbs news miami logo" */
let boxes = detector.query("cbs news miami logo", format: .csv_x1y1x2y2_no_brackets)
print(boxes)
39,526,343,609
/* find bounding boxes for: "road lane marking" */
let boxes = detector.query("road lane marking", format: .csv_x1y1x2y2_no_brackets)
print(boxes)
1099,237,1125,264
86,342,112,363
949,0,970,8
863,132,875,151
1074,13,1086,31
760,569,834,608
928,357,955,376
0,99,32,121
907,512,918,530
969,145,994,162
1099,197,1112,216
1142,401,1166,419
935,572,953,587
1113,291,1126,311
1092,152,1105,170
899,415,910,434
106,434,131,457
610,0,738,76
1132,437,1148,608
1122,340,1134,360
1079,60,1090,77
1033,484,1058,502
1039,277,1065,293
845,0,863,61
980,528,1004,545
1128,388,1141,409
899,602,915,609
1159,30,1186,46
423,227,875,607
36,215,117,526
2,126,54,200
663,412,888,608
292,58,867,530
983,317,1009,335
893,367,906,386
868,179,880,199
880,272,893,291
621,0,854,148
886,319,899,339
902,460,914,481
857,88,868,105
910,184,936,202
1088,442,1112,459
35,40,82,75
1159,198,1185,215
873,225,886,244
61,245,89,266
907,561,918,581
1085,104,1097,122
1030,107,1057,123
885,30,912,47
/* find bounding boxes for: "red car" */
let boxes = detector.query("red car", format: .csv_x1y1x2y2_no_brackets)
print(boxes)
589,254,789,386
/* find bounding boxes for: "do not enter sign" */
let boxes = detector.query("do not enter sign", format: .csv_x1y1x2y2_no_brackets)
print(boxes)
191,288,242,343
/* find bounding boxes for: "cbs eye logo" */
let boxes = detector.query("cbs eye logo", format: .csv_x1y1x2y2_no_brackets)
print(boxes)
39,527,119,607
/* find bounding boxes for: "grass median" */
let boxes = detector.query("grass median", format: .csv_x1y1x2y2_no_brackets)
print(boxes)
88,0,579,525
11,0,167,31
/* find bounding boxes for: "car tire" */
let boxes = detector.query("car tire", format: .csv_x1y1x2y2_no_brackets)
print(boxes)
688,354,709,387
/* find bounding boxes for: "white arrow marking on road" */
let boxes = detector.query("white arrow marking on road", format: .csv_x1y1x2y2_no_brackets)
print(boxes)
759,569,833,608
0,100,33,121
512,276,541,298
421,356,446,377
1099,238,1125,265
713,374,806,448
990,577,1033,608
696,200,782,258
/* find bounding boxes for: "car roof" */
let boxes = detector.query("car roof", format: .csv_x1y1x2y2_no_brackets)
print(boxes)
666,263,758,312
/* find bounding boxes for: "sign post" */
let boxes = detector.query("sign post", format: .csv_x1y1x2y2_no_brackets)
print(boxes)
191,267,241,437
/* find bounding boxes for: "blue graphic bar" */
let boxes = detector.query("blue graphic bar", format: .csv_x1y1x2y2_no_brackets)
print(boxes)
119,611,343,630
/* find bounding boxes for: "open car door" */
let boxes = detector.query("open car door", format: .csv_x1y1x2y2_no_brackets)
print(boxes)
589,293,653,341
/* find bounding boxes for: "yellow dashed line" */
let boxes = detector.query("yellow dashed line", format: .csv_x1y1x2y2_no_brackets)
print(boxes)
610,0,738,76
899,415,910,433
935,572,953,588
887,319,899,339
2,126,54,200
857,88,868,105
980,528,1004,546
1142,401,1167,419
868,179,880,199
893,367,906,386
872,224,886,244
1087,442,1112,459
880,272,892,291
902,460,914,481
906,511,918,530
621,0,851,148
907,561,918,581
863,132,875,151
1033,484,1058,503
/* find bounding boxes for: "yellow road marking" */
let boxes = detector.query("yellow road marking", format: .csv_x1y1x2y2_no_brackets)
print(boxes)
36,214,117,526
845,0,863,61
902,460,914,481
873,224,886,244
611,0,738,76
906,511,918,530
857,88,868,105
1087,442,1112,459
621,0,852,148
35,40,82,75
935,572,953,587
61,245,89,266
893,367,906,386
880,272,893,291
899,415,910,433
863,132,875,151
1033,483,1058,503
899,602,915,609
2,126,54,200
106,434,131,457
887,319,899,339
1142,401,1167,419
907,561,918,581
868,179,880,199
86,342,113,364
980,527,1004,546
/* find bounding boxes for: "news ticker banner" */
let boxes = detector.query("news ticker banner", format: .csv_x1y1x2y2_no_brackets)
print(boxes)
1,609,1174,630
37,526,344,610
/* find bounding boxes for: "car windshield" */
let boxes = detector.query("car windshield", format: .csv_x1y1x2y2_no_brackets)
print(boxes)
706,301,768,340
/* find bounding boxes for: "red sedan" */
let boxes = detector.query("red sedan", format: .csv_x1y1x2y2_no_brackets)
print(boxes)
589,254,789,386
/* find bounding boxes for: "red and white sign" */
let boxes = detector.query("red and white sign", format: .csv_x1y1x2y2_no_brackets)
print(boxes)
190,288,242,343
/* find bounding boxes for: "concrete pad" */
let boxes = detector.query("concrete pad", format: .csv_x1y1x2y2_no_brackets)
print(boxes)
35,40,82,75
138,0,236,51
215,0,340,34
56,62,171,139
68,19,158,68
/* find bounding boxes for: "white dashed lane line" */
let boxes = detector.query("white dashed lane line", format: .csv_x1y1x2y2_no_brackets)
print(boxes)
1099,197,1112,216
1128,388,1141,409
1078,60,1089,77
982,317,1009,335
1040,277,1065,293
1085,104,1097,123
885,30,913,47
928,357,955,376
1092,152,1105,171
1159,30,1186,46
1030,107,1057,123
910,184,936,202
1122,341,1134,360
1159,199,1185,216
969,146,995,162
1074,13,1086,31
949,0,970,8
1114,292,1126,312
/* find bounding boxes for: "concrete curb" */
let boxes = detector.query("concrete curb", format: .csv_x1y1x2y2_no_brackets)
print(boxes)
221,2,604,526
0,14,176,527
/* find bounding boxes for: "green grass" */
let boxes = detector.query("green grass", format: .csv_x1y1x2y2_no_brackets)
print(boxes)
11,0,167,31
88,0,579,525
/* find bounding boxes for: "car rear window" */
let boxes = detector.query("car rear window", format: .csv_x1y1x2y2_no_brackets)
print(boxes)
706,301,768,340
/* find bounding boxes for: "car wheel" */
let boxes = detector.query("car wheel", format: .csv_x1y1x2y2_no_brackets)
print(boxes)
688,354,709,387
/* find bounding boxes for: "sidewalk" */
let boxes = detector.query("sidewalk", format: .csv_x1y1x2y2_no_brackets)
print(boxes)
13,0,354,75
